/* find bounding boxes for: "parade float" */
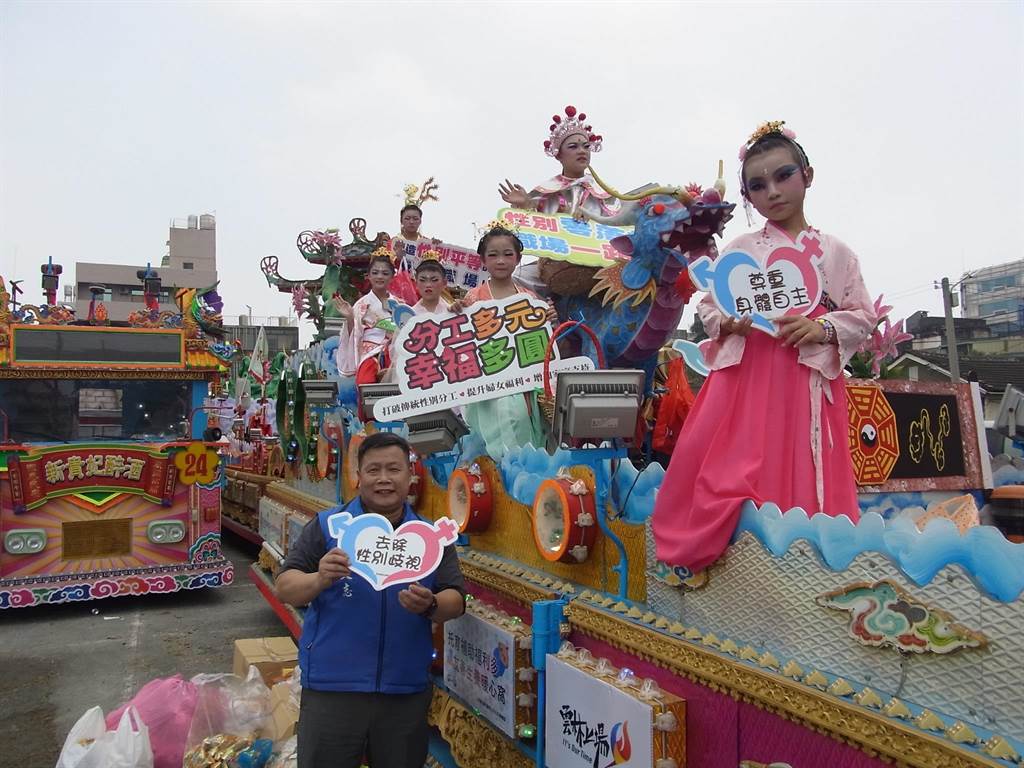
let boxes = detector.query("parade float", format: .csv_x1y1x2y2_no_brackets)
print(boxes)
243,116,1024,767
0,263,236,608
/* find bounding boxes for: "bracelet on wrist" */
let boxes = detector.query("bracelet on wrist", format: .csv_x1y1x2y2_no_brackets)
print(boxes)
422,594,439,620
816,318,836,344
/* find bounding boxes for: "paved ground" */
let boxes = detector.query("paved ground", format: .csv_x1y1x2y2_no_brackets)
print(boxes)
0,533,286,766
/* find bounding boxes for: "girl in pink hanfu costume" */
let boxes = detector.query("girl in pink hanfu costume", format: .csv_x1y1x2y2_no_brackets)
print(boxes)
334,254,398,383
652,121,876,573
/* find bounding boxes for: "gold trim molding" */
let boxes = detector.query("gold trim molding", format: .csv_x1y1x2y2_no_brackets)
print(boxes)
567,601,1003,768
429,688,533,768
461,557,557,607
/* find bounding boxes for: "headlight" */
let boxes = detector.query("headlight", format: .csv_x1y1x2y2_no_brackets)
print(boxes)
147,520,185,544
4,529,47,555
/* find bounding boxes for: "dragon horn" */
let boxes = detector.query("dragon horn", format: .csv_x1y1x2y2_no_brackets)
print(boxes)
587,165,694,205
714,159,727,198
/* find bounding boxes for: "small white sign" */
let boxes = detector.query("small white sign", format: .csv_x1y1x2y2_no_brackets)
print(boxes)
545,655,653,768
444,612,518,737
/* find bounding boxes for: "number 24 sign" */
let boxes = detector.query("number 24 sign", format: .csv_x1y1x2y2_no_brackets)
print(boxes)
174,443,220,485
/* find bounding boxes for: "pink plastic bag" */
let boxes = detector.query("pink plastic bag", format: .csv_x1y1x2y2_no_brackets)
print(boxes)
389,263,420,307
107,675,198,768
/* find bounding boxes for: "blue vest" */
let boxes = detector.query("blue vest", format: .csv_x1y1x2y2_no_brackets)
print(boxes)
298,498,437,693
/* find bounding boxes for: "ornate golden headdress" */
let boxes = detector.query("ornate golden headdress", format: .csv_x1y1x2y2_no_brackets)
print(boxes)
402,177,440,207
545,105,603,157
737,120,806,165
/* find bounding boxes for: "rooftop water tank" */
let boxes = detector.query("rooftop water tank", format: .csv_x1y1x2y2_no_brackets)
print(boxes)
199,214,216,230
187,214,199,229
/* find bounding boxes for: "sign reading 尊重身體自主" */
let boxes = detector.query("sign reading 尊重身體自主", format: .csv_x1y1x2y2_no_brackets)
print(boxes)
7,445,176,512
374,294,594,421
688,229,825,336
443,611,518,737
497,208,631,267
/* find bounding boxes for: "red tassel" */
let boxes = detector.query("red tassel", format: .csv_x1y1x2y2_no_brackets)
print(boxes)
675,270,697,304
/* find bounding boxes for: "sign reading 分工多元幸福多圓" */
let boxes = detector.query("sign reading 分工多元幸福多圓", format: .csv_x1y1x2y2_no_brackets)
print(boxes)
374,294,594,420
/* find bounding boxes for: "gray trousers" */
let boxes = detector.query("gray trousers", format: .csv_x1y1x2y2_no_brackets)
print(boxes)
297,687,433,768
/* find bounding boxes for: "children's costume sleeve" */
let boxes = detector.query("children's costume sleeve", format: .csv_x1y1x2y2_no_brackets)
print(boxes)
695,235,750,371
697,292,725,343
335,295,372,377
798,239,876,379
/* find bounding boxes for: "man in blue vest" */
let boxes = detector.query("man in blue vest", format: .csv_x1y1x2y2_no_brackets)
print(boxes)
276,431,465,768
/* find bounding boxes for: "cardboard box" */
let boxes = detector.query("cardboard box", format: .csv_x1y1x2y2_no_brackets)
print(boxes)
233,637,298,687
264,681,300,741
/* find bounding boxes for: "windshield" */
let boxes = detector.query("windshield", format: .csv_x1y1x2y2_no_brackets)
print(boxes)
0,379,192,443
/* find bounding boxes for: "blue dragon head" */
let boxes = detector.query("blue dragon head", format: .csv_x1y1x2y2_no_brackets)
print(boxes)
608,190,734,290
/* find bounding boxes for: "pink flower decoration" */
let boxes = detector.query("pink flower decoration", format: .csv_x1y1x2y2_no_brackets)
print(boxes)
291,284,308,316
738,145,748,161
872,294,894,323
782,128,796,140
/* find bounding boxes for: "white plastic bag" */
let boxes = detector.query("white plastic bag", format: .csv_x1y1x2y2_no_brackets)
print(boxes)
56,706,106,768
56,706,153,768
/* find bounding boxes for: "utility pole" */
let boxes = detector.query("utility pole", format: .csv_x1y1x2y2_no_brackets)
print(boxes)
940,277,960,384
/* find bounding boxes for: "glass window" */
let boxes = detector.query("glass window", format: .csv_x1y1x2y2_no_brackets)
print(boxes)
183,262,194,270
979,298,1019,316
0,379,191,442
978,274,1018,292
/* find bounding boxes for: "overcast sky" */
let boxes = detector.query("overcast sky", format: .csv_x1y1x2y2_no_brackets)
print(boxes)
2,1,1022,344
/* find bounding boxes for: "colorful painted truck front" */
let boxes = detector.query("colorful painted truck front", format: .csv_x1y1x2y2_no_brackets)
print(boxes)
0,321,234,608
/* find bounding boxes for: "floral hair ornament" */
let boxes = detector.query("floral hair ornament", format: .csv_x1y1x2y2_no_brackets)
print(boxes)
544,105,603,157
737,120,797,162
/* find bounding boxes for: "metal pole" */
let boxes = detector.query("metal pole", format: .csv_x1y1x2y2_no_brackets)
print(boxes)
941,277,960,384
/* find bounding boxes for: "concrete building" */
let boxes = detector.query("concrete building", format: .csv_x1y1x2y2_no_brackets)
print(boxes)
73,214,218,320
222,315,299,385
959,260,1024,336
904,311,991,354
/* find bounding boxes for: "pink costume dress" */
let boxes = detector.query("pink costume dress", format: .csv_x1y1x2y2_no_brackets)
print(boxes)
335,291,393,378
528,173,623,219
652,223,876,572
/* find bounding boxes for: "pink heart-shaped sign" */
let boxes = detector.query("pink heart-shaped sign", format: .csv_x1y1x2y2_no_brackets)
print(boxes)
327,511,459,591
689,230,825,335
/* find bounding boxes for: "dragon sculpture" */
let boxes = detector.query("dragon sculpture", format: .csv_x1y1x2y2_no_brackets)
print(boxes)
260,218,389,340
558,172,735,392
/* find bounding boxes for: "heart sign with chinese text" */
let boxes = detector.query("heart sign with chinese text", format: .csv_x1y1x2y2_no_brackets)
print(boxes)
688,230,825,335
327,511,460,591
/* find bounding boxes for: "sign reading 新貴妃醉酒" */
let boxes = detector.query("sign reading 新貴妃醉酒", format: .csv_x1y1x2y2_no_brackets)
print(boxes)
7,445,176,512
443,611,518,738
374,294,594,420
